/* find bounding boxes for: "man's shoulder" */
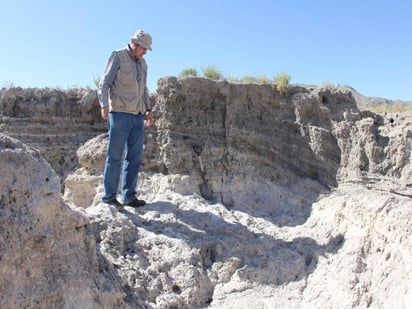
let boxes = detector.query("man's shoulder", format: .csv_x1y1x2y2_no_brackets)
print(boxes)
113,46,128,54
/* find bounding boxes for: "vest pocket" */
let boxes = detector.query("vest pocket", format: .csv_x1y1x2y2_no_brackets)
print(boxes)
118,64,135,86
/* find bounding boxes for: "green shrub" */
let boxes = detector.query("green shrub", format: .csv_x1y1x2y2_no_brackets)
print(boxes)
202,66,223,80
240,76,258,83
179,68,198,77
258,75,271,84
274,72,291,94
322,82,334,88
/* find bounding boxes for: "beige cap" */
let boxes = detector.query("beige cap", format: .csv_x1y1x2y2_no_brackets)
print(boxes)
131,29,152,51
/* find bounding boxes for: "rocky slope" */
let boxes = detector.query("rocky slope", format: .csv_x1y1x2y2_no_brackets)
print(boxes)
0,79,411,308
0,87,106,178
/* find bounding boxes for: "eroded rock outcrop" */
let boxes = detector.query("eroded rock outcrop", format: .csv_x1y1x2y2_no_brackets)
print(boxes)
0,87,106,178
0,134,130,308
1,79,411,308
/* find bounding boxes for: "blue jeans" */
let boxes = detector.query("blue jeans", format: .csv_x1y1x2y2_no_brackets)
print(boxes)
102,112,144,204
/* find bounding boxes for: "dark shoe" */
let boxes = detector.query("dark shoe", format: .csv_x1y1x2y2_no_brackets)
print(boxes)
105,199,122,207
125,199,146,208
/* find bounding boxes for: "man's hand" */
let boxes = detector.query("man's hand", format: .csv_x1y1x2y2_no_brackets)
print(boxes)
101,106,109,120
145,111,153,127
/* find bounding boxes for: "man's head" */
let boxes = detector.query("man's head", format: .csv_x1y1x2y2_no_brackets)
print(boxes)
131,29,152,51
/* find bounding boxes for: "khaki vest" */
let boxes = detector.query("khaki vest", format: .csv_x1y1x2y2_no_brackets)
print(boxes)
109,47,147,114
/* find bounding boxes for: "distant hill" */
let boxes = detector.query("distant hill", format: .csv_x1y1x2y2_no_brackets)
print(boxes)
340,85,412,112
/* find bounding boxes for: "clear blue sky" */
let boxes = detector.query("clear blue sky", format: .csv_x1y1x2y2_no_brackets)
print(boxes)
1,0,411,100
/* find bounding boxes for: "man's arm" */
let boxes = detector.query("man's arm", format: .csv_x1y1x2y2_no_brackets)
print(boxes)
97,52,120,120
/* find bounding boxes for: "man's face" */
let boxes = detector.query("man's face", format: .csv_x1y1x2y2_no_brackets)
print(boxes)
135,46,147,58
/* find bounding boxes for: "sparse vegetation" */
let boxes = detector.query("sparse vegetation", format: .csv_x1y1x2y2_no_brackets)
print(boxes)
225,75,238,83
201,66,223,80
258,75,270,84
179,66,290,88
240,76,258,83
1,81,16,89
274,72,291,94
179,68,198,78
322,82,334,88
4,71,411,114
93,75,101,88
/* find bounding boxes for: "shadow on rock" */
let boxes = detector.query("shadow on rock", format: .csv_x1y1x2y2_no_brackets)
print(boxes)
121,200,345,287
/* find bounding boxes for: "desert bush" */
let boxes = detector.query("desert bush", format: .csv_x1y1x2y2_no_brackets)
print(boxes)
202,66,223,80
322,82,334,88
241,76,258,83
179,68,198,77
274,72,291,94
258,75,271,84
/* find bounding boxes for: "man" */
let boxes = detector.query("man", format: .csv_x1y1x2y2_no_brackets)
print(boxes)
98,29,153,207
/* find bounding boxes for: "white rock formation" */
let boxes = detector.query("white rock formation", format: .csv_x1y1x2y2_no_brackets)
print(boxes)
1,79,411,308
0,134,128,308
